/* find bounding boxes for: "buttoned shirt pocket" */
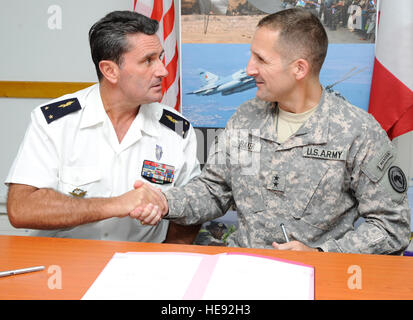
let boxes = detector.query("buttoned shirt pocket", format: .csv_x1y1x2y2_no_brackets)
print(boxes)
58,166,110,198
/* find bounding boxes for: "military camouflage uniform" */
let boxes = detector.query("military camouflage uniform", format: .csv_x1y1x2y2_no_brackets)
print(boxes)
165,89,411,254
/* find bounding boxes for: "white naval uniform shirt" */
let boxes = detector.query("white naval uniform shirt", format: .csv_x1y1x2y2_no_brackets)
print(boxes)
5,84,201,242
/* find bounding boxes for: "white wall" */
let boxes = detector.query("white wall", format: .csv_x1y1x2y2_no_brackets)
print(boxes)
0,0,133,82
394,132,413,187
393,132,413,231
0,0,130,199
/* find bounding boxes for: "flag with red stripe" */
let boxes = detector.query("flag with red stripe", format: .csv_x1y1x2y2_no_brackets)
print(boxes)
368,0,413,140
134,0,181,111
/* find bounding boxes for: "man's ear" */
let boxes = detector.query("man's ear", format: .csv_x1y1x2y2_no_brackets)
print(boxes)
99,60,120,84
293,58,310,81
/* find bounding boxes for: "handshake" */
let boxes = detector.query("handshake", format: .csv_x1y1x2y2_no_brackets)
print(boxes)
117,180,169,225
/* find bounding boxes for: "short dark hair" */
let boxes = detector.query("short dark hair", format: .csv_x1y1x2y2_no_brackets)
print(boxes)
257,8,328,75
89,11,159,81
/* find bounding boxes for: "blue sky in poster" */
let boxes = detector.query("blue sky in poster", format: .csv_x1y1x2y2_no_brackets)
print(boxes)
182,43,375,128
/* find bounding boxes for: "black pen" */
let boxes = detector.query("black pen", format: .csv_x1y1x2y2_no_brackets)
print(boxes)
280,223,290,243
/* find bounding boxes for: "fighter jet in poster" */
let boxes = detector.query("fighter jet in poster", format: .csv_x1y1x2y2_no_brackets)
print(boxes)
187,68,256,96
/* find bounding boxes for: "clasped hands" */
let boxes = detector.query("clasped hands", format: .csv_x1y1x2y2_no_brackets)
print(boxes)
123,181,318,252
130,181,167,225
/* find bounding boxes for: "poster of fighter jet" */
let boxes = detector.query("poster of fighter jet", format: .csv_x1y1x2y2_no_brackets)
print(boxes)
187,68,256,96
182,43,374,128
181,0,376,128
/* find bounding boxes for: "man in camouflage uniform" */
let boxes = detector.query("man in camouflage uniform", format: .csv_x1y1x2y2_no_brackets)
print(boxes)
133,8,410,254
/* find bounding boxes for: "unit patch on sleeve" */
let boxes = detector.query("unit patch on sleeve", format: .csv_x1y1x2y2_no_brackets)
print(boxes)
377,164,407,204
41,98,81,124
141,160,175,185
159,109,190,138
388,166,407,193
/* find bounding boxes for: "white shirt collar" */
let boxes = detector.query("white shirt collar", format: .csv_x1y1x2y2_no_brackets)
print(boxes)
79,84,164,138
136,102,164,137
79,84,106,129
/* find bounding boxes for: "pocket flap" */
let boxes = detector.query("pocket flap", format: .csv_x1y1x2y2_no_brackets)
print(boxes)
361,144,395,183
60,166,101,186
287,164,329,220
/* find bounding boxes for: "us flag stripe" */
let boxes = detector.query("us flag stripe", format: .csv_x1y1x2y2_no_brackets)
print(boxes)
134,0,181,112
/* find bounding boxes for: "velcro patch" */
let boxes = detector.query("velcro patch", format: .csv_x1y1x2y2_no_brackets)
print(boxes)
362,145,395,182
266,173,285,192
388,166,407,194
378,165,407,203
238,139,261,153
303,146,346,161
377,150,393,170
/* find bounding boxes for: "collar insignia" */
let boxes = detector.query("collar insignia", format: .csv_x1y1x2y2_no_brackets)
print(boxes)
156,144,163,161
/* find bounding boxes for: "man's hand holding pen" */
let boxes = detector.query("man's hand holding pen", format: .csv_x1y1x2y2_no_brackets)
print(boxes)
272,223,320,252
272,241,319,252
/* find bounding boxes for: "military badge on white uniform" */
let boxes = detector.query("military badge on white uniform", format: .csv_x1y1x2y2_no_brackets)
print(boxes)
141,160,175,185
41,98,81,124
69,188,87,198
155,144,163,161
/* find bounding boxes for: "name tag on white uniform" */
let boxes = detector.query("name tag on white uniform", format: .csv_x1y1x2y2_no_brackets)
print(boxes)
303,146,347,161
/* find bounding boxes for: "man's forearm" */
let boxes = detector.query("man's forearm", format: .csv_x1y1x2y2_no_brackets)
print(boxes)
7,181,167,230
7,184,121,230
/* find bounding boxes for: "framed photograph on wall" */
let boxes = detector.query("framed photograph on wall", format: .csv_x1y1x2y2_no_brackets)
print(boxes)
181,0,377,128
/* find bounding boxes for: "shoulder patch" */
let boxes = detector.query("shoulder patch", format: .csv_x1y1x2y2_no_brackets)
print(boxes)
41,98,81,124
378,165,407,204
388,166,407,194
159,109,190,138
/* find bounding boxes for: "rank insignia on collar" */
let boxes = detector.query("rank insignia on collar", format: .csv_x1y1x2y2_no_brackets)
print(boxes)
69,188,87,198
159,109,190,138
41,98,81,124
155,144,163,161
141,160,175,185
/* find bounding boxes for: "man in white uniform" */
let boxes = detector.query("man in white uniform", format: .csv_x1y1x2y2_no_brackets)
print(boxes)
5,11,201,243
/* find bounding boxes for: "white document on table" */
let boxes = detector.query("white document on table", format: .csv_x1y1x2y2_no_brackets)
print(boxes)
82,252,314,300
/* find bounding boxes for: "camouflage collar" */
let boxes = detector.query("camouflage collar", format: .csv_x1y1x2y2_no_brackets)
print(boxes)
248,100,278,142
280,87,329,149
248,88,329,148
